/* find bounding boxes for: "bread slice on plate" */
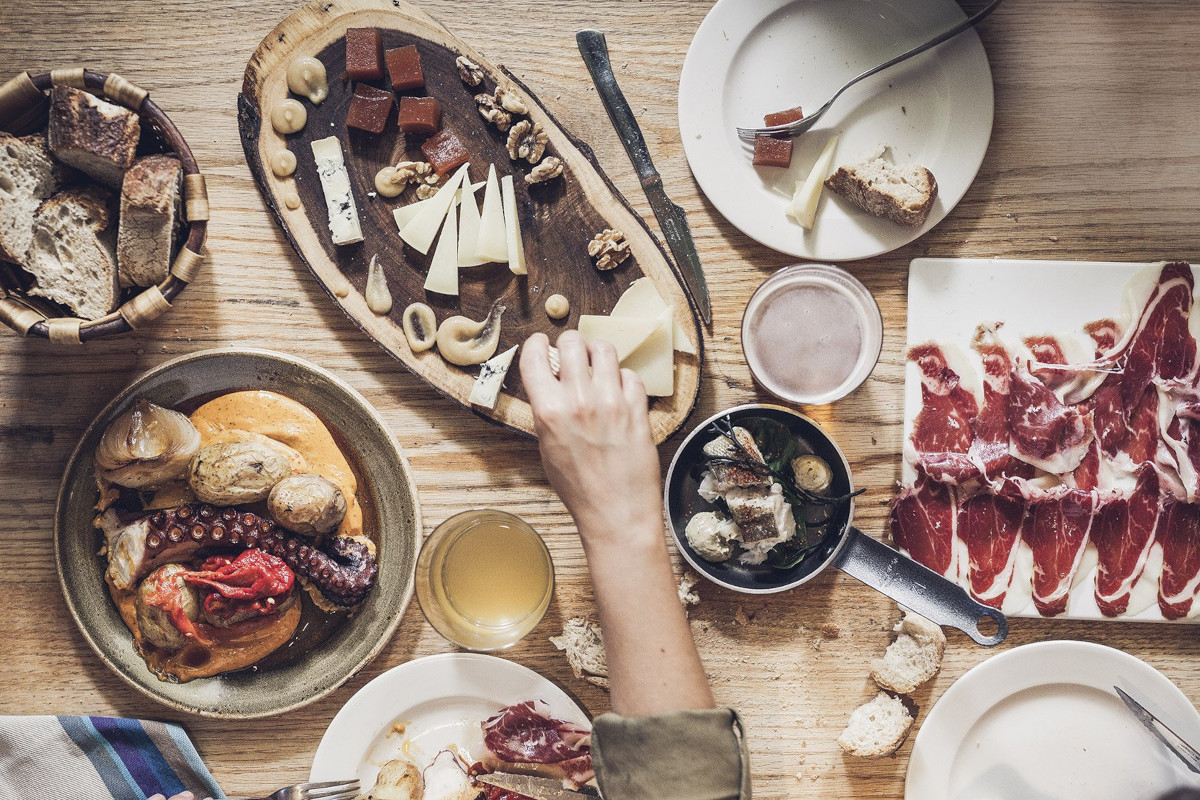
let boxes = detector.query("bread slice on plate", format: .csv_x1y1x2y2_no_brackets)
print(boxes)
837,691,914,758
118,154,182,287
0,132,68,264
24,185,119,319
48,86,140,190
824,145,938,227
549,617,609,690
870,611,947,694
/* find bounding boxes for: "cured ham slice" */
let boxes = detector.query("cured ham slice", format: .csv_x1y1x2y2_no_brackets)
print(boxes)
1022,487,1096,616
1091,466,1161,617
956,491,1025,609
968,333,1035,484
482,702,594,788
890,475,959,579
1158,502,1200,619
1161,390,1200,501
1005,363,1093,474
906,343,979,484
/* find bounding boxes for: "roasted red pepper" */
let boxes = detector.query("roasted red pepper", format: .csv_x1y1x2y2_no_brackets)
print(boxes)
184,550,295,621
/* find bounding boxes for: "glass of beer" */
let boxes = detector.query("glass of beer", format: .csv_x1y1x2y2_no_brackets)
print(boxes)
416,509,555,651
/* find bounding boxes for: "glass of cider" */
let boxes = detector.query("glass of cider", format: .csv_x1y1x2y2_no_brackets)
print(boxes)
416,509,555,651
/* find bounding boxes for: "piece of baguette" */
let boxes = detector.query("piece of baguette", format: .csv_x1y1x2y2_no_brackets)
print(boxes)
118,154,182,287
550,617,609,690
24,185,119,319
48,86,140,190
824,146,937,227
0,132,67,264
870,611,947,694
837,691,914,758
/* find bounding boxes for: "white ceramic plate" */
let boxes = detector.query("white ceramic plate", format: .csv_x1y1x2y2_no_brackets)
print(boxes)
310,653,590,786
907,641,1200,799
678,0,994,260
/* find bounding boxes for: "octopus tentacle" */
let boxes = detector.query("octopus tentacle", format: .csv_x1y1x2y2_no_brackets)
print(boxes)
116,504,377,607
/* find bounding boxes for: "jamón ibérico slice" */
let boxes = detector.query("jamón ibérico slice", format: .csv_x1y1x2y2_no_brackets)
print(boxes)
967,335,1035,484
907,343,980,484
1091,466,1162,617
890,475,958,579
1158,502,1200,620
1022,488,1096,616
482,702,593,788
1025,335,1078,393
957,492,1025,609
1005,363,1093,474
1162,388,1200,502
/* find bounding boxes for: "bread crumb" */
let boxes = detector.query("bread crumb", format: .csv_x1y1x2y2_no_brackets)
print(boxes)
818,623,840,640
678,571,701,607
734,605,752,626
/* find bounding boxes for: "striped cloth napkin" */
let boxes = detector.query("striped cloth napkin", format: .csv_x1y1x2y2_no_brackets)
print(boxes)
0,716,224,800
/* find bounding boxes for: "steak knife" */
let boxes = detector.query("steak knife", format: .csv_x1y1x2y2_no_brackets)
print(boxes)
476,772,602,799
576,29,711,325
1115,686,1200,773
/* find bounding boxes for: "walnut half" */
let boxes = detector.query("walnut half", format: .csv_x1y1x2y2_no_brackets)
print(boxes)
493,86,528,115
456,55,484,87
507,120,548,164
526,156,564,185
588,228,632,271
475,92,512,132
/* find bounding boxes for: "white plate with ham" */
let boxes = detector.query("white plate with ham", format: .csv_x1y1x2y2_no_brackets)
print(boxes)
905,640,1200,800
310,652,593,796
893,258,1200,622
677,0,994,260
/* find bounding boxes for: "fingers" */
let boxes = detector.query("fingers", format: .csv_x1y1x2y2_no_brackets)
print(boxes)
555,330,591,391
587,339,621,387
146,795,166,800
519,332,556,404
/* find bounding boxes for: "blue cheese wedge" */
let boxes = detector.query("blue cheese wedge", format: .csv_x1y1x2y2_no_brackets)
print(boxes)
469,345,519,410
310,136,363,245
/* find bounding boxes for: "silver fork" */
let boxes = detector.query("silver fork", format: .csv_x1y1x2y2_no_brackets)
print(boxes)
736,0,1003,141
227,779,360,800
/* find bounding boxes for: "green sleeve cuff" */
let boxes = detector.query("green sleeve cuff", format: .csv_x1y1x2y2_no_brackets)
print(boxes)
591,707,750,800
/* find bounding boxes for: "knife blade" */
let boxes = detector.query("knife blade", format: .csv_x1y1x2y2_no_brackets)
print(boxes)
476,772,601,799
1115,685,1200,773
576,28,711,325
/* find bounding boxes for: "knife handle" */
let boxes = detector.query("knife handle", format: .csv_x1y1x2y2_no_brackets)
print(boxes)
576,29,659,186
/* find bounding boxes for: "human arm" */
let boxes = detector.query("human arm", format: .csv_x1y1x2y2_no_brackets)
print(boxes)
519,331,713,716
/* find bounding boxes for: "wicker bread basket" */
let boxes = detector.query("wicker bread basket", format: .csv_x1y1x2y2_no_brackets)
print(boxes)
0,68,208,344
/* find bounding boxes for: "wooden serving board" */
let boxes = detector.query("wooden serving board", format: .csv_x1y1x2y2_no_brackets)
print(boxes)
238,0,702,442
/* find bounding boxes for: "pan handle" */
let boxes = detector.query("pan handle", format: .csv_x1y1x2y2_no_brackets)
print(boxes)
832,528,1008,646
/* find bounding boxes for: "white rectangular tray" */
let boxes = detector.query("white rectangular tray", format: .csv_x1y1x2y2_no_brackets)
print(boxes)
904,257,1194,623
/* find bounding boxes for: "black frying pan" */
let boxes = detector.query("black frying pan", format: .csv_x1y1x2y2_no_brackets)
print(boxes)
665,404,1007,646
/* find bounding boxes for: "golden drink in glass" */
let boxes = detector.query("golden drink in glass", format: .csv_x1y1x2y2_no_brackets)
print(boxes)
416,509,554,650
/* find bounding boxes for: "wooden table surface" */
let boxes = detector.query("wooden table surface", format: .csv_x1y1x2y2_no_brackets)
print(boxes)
2,1,1199,797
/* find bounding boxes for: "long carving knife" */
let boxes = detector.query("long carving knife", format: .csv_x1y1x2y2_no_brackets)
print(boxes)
576,29,711,324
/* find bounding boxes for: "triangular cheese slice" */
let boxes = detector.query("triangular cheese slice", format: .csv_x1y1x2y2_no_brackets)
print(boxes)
400,163,468,254
476,164,508,263
468,345,519,410
423,196,460,295
622,306,674,396
611,277,696,355
457,180,484,267
577,314,658,362
501,174,527,275
393,197,431,231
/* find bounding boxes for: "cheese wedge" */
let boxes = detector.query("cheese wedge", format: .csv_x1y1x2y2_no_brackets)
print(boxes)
393,198,430,231
501,174,527,275
469,345,519,410
476,164,508,263
401,163,468,254
311,137,363,245
577,314,659,362
611,277,696,355
424,197,459,295
457,180,484,267
622,306,674,397
787,135,839,230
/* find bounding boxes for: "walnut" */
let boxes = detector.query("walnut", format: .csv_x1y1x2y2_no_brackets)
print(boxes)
374,161,434,198
507,120,548,164
474,92,512,132
526,156,564,185
415,183,440,200
588,228,631,271
456,55,484,87
493,86,528,115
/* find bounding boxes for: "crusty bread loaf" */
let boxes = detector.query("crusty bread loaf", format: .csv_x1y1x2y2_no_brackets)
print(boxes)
48,86,140,190
870,611,947,694
549,617,609,690
824,146,937,227
0,132,67,264
118,154,182,287
24,185,120,319
837,691,914,758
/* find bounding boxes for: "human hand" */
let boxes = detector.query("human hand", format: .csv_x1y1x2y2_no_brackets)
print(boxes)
147,792,212,800
519,331,663,550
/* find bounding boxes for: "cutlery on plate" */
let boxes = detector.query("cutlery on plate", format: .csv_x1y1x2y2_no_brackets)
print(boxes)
1115,685,1200,773
576,28,711,325
227,779,361,800
736,0,1003,142
477,772,602,799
